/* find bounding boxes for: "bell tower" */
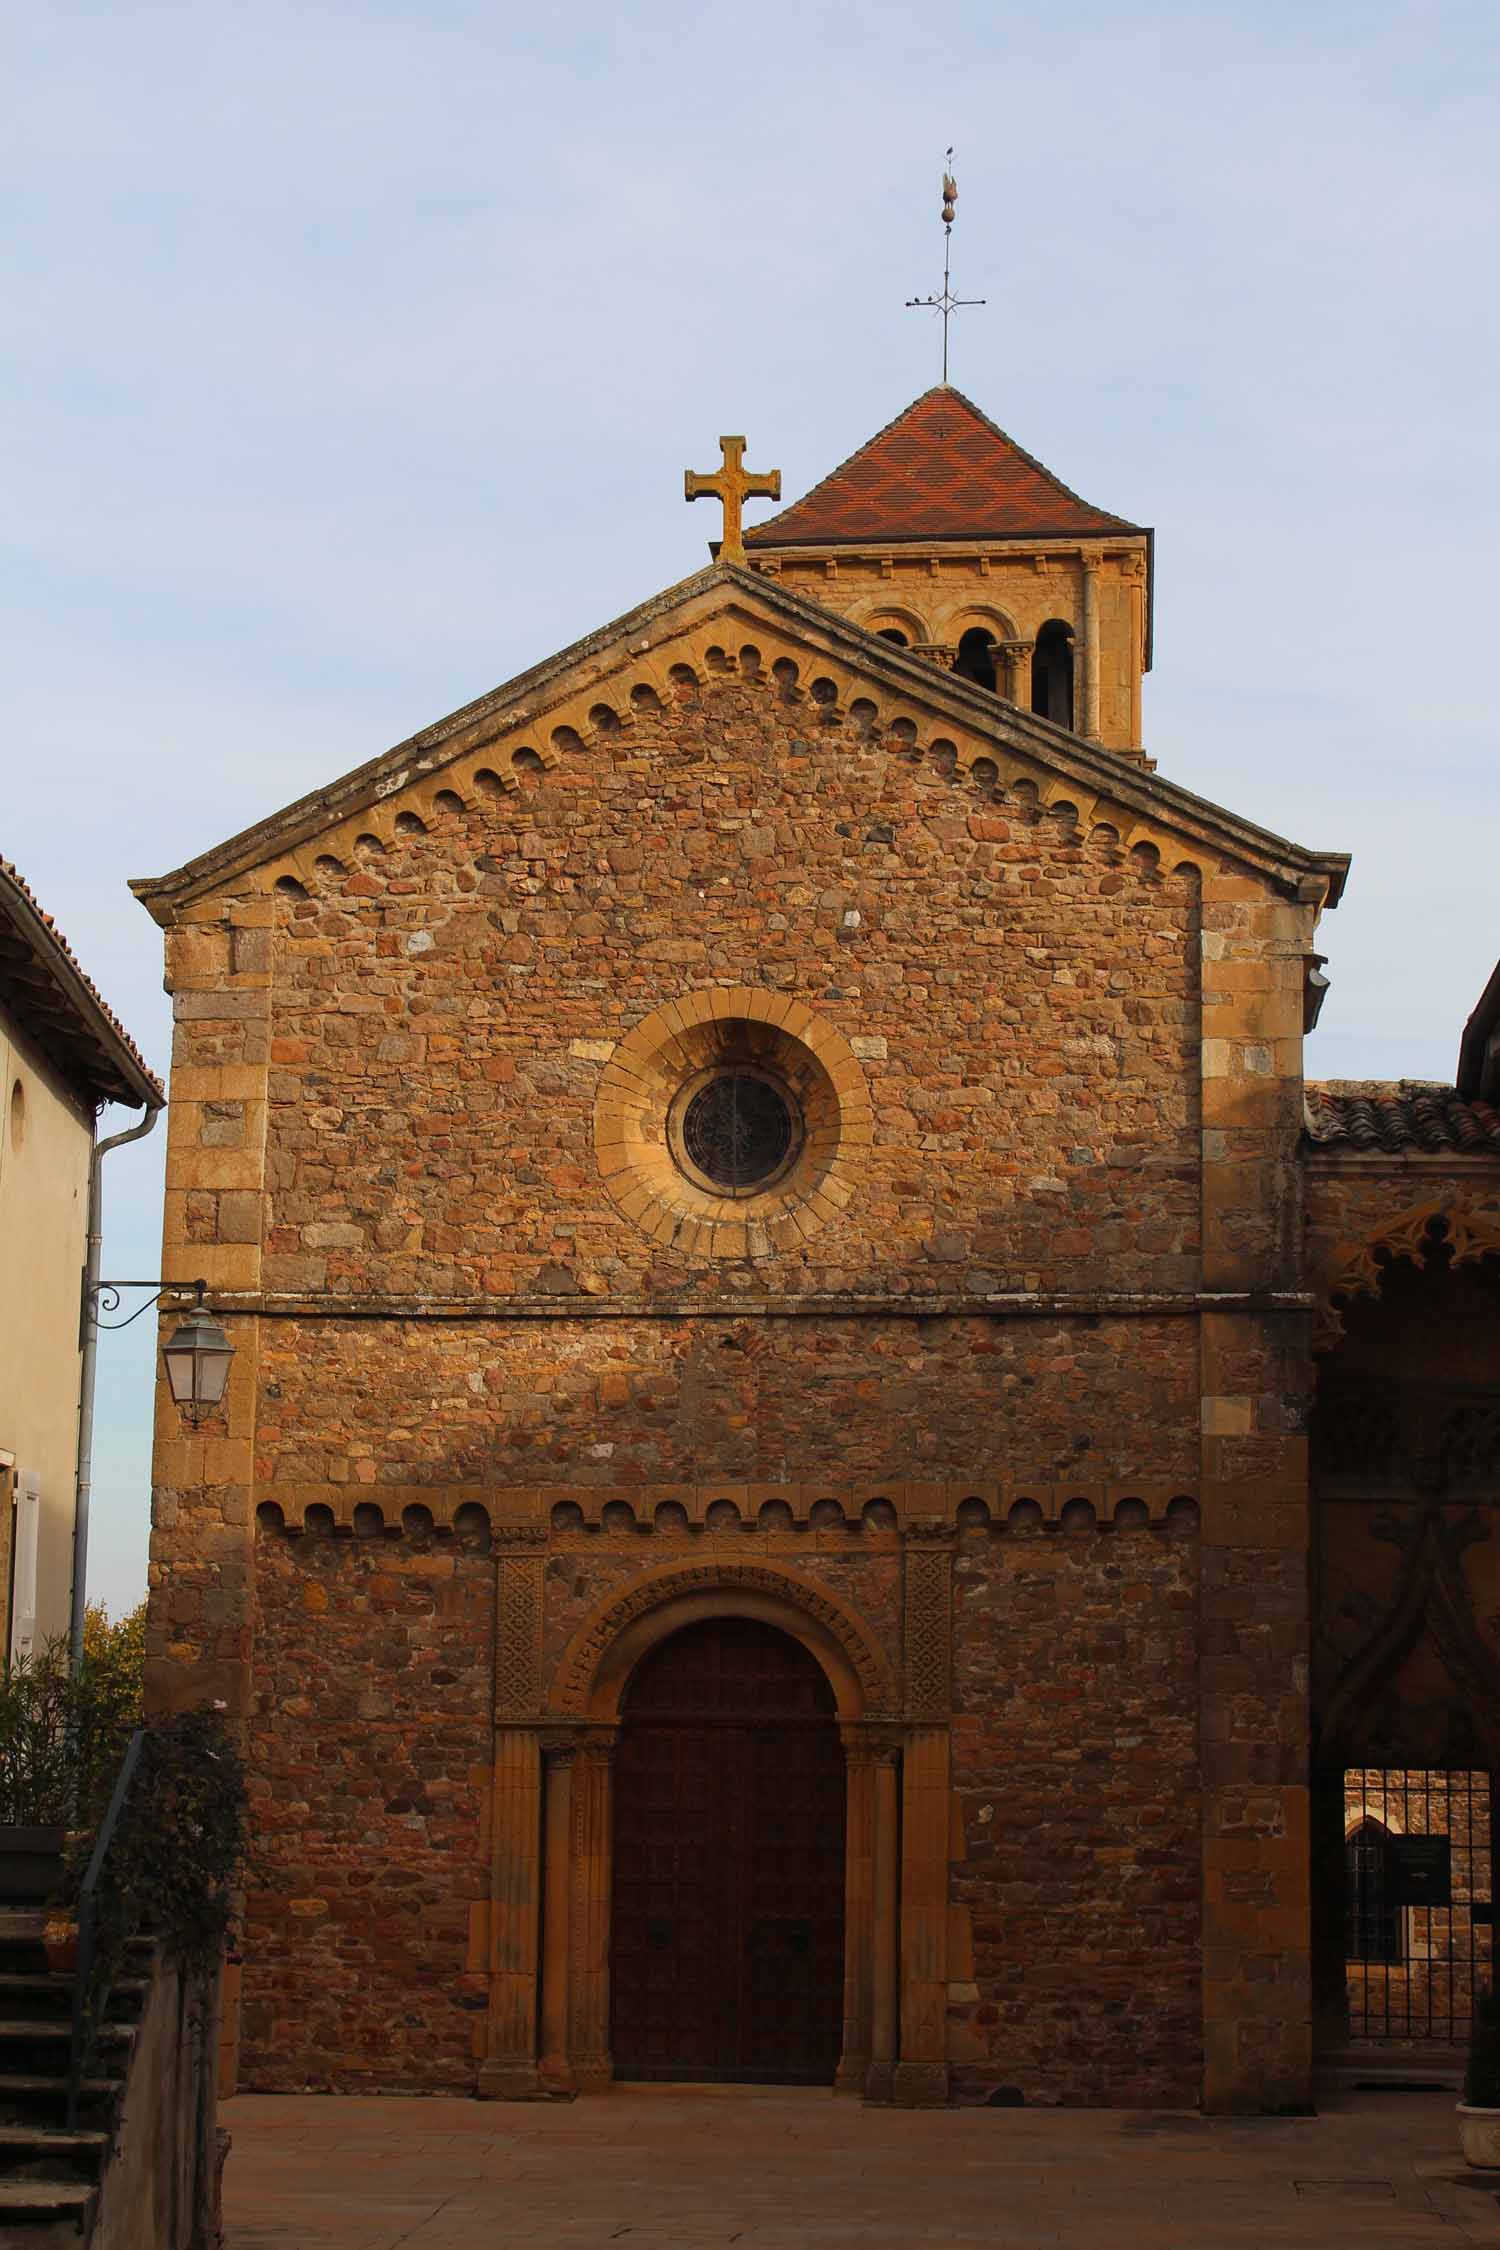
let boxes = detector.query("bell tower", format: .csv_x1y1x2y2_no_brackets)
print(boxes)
737,387,1153,762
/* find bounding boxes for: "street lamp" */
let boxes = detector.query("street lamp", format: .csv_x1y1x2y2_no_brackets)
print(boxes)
159,1285,235,1426
87,1275,236,1426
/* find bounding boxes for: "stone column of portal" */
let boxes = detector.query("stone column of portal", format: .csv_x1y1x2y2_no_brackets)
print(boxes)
866,1743,901,2104
479,1726,542,2098
568,1731,617,2093
894,1725,951,2106
836,1731,876,2095
1001,641,1035,710
1080,554,1103,741
538,1738,577,2095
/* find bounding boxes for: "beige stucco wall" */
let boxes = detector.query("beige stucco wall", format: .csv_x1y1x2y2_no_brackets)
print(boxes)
0,1008,91,1654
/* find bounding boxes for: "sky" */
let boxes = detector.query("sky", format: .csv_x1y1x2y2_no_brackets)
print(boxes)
5,0,1498,1614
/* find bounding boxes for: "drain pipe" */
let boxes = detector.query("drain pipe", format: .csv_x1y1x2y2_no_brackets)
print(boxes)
70,1099,164,1674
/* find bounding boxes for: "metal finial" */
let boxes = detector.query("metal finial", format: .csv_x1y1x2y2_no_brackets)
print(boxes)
906,147,985,385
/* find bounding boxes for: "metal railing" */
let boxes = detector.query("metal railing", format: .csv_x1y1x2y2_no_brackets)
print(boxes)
66,1728,144,2130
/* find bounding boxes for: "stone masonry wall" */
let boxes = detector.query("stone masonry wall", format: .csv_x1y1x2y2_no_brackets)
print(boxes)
252,1313,1200,1505
243,1517,494,2091
144,593,1336,2107
948,1513,1202,2106
261,669,1201,1304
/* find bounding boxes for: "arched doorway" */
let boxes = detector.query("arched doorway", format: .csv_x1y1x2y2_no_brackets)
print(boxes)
1310,1219,1500,2064
609,1616,847,2083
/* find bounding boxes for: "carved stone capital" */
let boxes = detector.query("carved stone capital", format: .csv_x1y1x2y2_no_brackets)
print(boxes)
903,1518,955,1545
910,642,958,670
842,1723,906,1767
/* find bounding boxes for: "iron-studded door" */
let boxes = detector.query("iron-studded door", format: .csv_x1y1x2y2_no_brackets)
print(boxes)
610,1617,845,2083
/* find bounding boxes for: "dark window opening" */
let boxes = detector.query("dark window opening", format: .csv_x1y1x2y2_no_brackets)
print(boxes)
1346,1819,1403,1964
680,1071,797,1193
877,628,909,647
954,628,997,691
1032,620,1074,729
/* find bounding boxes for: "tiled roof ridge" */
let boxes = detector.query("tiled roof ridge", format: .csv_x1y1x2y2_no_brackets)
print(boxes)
744,385,1141,548
0,856,162,1106
1304,1079,1500,1156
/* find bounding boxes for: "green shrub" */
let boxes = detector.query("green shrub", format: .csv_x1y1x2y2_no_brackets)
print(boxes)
0,1632,139,1829
63,1704,251,2082
1465,1987,1500,2111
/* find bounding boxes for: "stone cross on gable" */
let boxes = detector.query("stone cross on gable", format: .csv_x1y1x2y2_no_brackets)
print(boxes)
684,436,781,567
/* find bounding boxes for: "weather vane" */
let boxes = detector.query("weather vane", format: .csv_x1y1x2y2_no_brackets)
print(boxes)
905,150,985,384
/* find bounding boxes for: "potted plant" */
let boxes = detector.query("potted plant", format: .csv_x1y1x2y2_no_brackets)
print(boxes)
1459,1985,1500,2169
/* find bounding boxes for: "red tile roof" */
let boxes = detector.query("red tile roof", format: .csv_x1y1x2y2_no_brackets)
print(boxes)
0,858,162,1109
1304,1082,1500,1156
745,387,1143,550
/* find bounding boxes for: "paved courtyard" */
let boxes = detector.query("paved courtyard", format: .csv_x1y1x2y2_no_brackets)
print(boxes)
220,2086,1500,2249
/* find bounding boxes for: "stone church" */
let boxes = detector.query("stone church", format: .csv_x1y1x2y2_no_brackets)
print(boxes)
134,386,1500,2113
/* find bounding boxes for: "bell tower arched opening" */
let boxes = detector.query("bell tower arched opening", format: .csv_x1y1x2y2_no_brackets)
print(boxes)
953,627,997,690
610,1617,847,2084
1032,619,1075,729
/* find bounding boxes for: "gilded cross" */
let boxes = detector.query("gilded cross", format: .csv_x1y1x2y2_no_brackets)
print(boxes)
684,436,781,566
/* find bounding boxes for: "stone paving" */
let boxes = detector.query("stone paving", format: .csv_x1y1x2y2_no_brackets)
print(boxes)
219,2086,1500,2249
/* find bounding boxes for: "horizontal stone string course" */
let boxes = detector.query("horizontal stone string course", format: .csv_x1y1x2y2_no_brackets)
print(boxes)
177,1289,1321,1319
251,1483,1202,1535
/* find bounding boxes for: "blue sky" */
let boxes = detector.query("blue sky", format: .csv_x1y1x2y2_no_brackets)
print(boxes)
6,0,1497,1612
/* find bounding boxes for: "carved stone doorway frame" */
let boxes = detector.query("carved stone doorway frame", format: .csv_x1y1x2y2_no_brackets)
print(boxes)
477,1557,951,2107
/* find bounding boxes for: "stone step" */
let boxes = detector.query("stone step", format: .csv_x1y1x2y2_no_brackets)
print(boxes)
0,2072,123,2131
0,2025,132,2049
0,2124,108,2183
0,1977,145,2024
0,2175,95,2219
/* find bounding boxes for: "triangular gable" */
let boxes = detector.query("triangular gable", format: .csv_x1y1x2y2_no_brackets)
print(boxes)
744,388,1143,549
131,562,1345,921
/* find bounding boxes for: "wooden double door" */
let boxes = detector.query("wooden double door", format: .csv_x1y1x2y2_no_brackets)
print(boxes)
610,1617,846,2083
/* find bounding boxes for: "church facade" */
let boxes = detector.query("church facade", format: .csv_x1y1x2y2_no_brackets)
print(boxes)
134,389,1500,2113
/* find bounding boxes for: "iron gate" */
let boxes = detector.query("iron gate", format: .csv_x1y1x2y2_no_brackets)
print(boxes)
1343,1767,1495,2045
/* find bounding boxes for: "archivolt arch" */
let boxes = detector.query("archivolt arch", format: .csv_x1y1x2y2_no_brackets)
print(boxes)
550,1560,895,1720
849,602,928,646
937,602,1020,646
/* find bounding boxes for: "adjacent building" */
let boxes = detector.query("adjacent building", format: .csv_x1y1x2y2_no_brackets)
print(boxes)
0,861,162,1660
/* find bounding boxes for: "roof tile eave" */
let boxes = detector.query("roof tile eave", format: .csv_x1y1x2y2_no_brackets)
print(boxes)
746,518,1149,551
1303,1080,1500,1157
0,859,163,1108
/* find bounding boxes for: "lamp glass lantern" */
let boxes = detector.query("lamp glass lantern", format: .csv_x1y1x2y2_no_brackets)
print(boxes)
160,1299,235,1424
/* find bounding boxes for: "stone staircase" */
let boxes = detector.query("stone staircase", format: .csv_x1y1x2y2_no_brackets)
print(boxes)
0,1909,150,2247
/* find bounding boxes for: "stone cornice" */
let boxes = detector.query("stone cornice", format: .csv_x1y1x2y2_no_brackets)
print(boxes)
746,533,1150,567
196,1287,1317,1322
130,564,1348,923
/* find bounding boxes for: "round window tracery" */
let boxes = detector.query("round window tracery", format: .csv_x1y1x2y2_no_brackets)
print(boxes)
675,1067,801,1196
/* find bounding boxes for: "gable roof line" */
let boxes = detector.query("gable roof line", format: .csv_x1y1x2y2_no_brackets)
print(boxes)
131,560,1347,919
1,859,163,1109
743,385,1145,548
